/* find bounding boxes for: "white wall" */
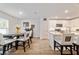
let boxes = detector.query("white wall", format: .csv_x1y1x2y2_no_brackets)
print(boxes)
48,20,71,32
48,18,79,33
70,18,79,31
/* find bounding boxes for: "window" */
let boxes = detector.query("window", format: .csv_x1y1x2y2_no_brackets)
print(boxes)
0,18,9,34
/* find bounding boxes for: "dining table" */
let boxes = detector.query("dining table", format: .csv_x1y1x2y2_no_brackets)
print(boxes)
3,33,24,39
0,39,16,55
0,32,31,55
0,33,24,54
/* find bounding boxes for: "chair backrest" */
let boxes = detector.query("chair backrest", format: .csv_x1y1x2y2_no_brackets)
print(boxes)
73,35,79,43
24,31,29,40
63,34,74,43
65,36,71,42
29,30,32,37
0,33,4,43
13,36,17,40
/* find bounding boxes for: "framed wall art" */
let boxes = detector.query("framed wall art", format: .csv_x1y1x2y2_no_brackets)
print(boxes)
56,24,63,27
23,22,29,27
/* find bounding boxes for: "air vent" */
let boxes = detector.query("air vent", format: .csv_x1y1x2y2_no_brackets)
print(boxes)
43,18,47,21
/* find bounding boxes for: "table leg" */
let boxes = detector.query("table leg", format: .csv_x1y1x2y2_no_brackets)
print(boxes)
65,46,67,50
10,43,12,49
54,40,56,51
23,42,26,52
30,37,32,43
60,46,63,55
27,39,30,48
70,46,72,55
15,41,18,50
76,45,79,55
11,43,13,48
73,44,77,51
2,45,6,55
7,44,9,50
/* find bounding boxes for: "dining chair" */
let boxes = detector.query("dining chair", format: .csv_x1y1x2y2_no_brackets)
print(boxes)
55,33,74,42
16,31,30,52
54,33,74,54
0,33,5,42
63,34,74,50
73,34,79,51
0,33,5,52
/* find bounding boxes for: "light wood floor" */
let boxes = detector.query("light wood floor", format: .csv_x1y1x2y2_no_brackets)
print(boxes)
2,38,77,55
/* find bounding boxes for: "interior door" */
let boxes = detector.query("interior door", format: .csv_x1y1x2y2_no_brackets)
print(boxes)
40,18,48,39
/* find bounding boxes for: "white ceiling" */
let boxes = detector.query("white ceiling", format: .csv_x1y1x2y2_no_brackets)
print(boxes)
0,3,79,19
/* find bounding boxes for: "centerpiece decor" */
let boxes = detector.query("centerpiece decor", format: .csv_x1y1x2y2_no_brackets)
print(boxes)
16,25,20,33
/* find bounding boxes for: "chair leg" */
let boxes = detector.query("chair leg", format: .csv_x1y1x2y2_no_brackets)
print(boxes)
23,42,26,52
10,43,12,49
30,37,32,43
7,44,9,50
65,46,67,50
76,46,79,55
28,39,30,48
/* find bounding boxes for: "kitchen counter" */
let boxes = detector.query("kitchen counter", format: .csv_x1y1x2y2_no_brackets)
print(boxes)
48,31,63,50
48,31,79,50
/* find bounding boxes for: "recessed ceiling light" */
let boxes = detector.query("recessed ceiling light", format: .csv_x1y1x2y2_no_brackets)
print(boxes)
19,11,23,15
65,10,69,14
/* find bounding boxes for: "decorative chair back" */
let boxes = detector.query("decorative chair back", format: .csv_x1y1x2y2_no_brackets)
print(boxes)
29,30,32,37
63,34,74,43
13,36,17,40
24,31,29,40
0,33,4,43
73,35,79,43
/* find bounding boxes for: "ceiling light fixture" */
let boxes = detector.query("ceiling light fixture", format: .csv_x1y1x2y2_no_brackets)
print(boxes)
65,10,69,14
19,11,23,15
